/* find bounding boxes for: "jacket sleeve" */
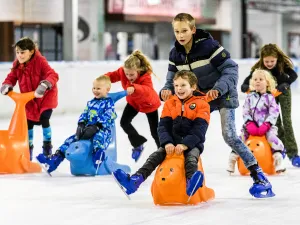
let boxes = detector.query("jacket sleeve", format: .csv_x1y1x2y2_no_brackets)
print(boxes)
131,75,155,96
242,72,252,86
284,67,298,84
242,95,253,123
181,101,210,149
96,98,117,129
105,67,122,83
78,102,89,124
265,94,280,125
40,57,59,88
2,70,18,87
159,49,178,99
157,101,174,147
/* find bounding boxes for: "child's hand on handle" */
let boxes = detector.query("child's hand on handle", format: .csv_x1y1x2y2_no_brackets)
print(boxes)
161,89,172,101
207,89,219,100
127,86,135,95
175,144,188,155
165,143,175,155
0,84,13,95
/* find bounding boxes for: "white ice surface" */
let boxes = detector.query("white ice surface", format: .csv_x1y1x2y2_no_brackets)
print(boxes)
0,97,300,225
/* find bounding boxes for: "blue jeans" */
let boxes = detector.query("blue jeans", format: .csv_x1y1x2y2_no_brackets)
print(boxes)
220,108,257,168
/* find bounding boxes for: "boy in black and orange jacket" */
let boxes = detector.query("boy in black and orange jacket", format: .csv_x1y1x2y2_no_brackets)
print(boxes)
113,70,210,197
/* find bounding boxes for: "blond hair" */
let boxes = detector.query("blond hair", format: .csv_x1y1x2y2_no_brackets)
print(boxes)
96,75,111,88
124,50,153,75
250,69,276,92
251,43,293,74
174,70,198,89
172,13,196,29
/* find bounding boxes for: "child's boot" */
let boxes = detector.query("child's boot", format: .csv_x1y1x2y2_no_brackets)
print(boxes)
36,150,65,173
272,152,286,173
186,171,204,196
132,144,144,162
248,165,275,198
227,151,239,173
290,155,300,167
113,169,144,195
42,141,53,157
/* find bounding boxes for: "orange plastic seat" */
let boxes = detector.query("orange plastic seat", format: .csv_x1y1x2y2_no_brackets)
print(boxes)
151,153,215,205
0,91,41,174
237,135,275,175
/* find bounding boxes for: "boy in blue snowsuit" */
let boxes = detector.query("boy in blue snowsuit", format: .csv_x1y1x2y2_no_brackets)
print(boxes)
37,75,117,173
159,13,274,197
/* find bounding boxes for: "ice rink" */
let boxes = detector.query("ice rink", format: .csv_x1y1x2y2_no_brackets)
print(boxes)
0,96,300,225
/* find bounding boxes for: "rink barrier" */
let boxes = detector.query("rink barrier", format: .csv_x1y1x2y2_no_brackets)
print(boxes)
1,59,299,118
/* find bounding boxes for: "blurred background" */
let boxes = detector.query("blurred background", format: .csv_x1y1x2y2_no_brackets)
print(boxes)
1,0,300,62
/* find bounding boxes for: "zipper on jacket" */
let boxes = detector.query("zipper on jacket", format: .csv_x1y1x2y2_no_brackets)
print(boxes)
185,54,193,71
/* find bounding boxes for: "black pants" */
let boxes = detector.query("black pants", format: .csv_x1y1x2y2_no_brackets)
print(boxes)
136,147,200,180
120,103,160,148
27,109,53,130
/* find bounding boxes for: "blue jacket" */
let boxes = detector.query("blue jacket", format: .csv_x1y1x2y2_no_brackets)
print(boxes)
161,29,239,110
78,97,117,130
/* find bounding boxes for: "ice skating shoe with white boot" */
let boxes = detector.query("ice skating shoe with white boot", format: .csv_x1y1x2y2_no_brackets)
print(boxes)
249,166,275,198
227,152,239,173
273,152,286,173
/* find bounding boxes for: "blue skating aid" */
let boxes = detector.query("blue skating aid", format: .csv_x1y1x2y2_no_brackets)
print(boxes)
64,91,131,176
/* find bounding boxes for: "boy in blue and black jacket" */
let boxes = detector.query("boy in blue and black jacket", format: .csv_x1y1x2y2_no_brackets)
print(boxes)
160,13,274,198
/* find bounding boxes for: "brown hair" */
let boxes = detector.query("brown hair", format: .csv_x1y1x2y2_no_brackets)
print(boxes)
251,43,293,74
172,13,196,29
124,50,153,75
174,70,198,88
13,37,37,51
250,69,277,92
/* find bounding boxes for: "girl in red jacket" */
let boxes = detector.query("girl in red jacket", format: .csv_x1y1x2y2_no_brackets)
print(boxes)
105,50,161,162
0,37,59,160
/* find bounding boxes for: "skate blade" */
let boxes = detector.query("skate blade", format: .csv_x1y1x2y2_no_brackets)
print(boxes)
112,172,131,200
35,157,52,177
252,189,275,198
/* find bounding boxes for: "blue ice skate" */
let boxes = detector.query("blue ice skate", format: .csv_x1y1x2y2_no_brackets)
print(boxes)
132,145,144,162
249,167,275,198
291,155,300,167
36,150,65,175
113,169,144,195
186,171,204,196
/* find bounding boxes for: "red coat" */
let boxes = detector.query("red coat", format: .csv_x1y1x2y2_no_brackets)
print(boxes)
2,50,59,121
106,67,161,113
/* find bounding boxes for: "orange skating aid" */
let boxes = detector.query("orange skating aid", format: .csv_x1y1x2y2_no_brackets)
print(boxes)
0,92,41,174
237,135,275,175
151,154,215,205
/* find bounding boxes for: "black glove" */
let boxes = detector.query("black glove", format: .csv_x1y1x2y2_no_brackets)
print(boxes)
241,84,249,93
0,84,13,95
276,83,290,93
75,123,86,140
80,124,102,140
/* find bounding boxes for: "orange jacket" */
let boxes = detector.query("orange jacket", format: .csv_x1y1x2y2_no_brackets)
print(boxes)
158,92,210,152
106,67,161,113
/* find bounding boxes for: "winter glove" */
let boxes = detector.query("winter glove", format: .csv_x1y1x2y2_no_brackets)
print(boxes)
80,124,102,140
0,84,13,95
245,121,259,136
34,80,52,98
75,122,86,140
241,84,250,93
257,122,271,136
92,150,105,169
276,83,290,94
